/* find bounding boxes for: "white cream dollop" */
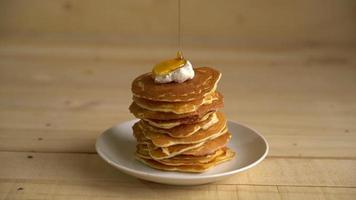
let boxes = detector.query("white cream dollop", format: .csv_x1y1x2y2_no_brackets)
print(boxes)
154,61,195,83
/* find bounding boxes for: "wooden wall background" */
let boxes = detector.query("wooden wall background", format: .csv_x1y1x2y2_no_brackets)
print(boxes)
0,0,356,48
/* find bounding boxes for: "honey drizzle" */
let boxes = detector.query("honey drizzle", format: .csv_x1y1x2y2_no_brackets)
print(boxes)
152,53,186,76
178,0,181,51
151,0,185,76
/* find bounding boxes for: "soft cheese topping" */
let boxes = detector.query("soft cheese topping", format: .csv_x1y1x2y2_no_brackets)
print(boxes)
152,52,195,83
154,61,194,83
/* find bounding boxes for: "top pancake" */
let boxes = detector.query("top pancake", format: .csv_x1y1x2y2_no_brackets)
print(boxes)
131,67,221,102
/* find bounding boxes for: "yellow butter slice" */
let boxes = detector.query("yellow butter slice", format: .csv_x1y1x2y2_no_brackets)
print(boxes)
152,51,186,76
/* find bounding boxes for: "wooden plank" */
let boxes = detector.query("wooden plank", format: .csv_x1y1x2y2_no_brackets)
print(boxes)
0,0,355,47
1,107,355,155
277,186,356,200
0,152,355,187
237,185,281,200
0,180,240,200
1,180,356,200
1,48,356,156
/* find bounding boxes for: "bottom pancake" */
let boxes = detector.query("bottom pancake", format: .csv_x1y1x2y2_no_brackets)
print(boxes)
135,148,235,173
148,132,232,159
136,144,227,166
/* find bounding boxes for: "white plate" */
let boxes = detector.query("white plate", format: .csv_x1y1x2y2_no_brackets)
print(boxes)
96,120,269,185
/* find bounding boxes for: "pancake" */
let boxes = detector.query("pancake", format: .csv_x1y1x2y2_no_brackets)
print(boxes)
156,148,226,166
141,124,227,147
133,125,206,159
136,145,226,166
183,132,232,156
149,141,205,160
135,148,235,173
140,111,219,138
133,92,220,114
137,112,227,147
132,67,221,102
129,92,223,120
143,111,214,129
147,132,231,160
133,127,150,144
136,144,151,159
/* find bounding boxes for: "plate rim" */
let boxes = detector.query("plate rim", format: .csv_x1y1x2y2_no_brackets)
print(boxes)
95,120,269,180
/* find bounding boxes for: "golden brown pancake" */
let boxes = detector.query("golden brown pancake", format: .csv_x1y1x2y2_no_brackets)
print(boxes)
156,148,226,166
137,143,224,159
140,112,219,138
133,125,205,159
146,132,231,160
149,141,205,160
133,92,220,114
136,112,227,147
183,132,232,156
143,111,214,129
157,149,226,166
133,120,231,159
135,148,235,173
133,127,150,144
136,145,226,166
132,67,221,102
136,144,151,159
129,92,223,120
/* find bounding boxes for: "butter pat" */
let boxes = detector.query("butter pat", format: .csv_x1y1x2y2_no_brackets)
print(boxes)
154,61,195,83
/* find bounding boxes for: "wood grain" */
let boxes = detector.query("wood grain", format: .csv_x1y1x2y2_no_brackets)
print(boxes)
0,45,355,158
0,152,356,199
1,152,356,187
0,0,355,47
1,180,356,200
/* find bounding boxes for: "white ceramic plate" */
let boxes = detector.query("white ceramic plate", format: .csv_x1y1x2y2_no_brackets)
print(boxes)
96,120,269,185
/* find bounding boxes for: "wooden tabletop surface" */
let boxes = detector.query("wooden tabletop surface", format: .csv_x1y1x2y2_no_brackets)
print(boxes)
1,42,356,199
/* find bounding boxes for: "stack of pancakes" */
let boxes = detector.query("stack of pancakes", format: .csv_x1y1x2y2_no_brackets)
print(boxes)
129,67,235,172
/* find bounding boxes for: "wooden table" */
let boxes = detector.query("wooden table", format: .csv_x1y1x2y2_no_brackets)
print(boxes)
1,43,356,199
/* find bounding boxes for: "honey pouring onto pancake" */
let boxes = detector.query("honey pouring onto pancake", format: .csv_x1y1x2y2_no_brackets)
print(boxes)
152,51,195,84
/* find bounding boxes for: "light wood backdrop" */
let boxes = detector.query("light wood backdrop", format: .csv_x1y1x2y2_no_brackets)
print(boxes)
1,0,356,48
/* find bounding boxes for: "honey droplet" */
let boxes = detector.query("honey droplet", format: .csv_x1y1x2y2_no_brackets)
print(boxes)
152,52,186,76
176,51,183,59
